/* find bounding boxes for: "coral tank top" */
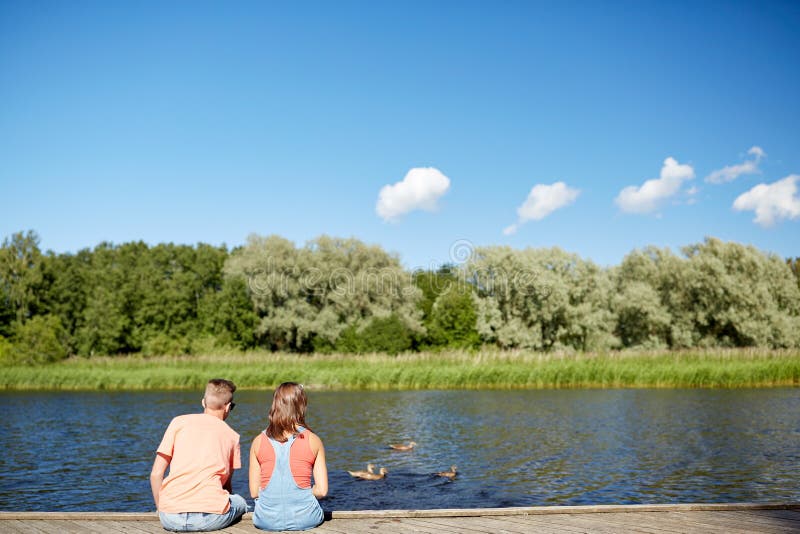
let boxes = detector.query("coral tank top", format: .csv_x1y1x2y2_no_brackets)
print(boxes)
256,429,316,490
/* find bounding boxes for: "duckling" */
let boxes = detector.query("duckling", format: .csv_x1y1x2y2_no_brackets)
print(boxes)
348,467,388,480
389,441,417,451
436,465,458,479
346,463,375,478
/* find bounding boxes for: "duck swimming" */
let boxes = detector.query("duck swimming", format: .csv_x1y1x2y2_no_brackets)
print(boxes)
346,463,375,478
348,467,388,480
436,465,457,479
389,441,417,451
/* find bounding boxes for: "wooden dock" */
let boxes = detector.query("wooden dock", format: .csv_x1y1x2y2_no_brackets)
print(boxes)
2,503,800,533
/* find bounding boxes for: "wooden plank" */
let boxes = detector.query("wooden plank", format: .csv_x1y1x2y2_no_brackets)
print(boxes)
322,502,800,519
74,519,160,534
377,518,426,534
3,503,800,521
126,521,168,534
315,519,359,534
384,517,468,534
561,511,684,533
710,511,800,531
321,524,361,534
541,513,647,533
407,516,502,533
591,510,789,534
530,512,670,534
327,517,428,534
6,505,800,534
9,521,65,534
319,518,388,534
66,520,119,534
698,510,800,529
636,511,746,534
100,520,156,534
0,522,25,534
443,515,542,534
628,517,725,534
625,510,760,533
0,514,781,534
662,511,771,533
217,523,256,534
524,513,609,533
4,520,48,534
0,513,156,521
625,511,779,534
400,517,475,533
537,512,667,534
38,520,91,534
587,512,688,534
754,509,800,522
478,515,576,534
331,518,405,534
493,514,587,534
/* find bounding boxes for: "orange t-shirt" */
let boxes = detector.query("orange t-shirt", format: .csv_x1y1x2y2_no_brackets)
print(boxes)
156,413,241,514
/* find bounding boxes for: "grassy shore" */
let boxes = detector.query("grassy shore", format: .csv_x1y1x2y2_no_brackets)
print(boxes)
1,349,799,390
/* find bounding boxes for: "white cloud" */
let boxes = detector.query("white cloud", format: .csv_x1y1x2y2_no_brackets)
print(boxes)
615,157,695,214
686,185,699,205
503,181,580,235
733,174,800,227
706,145,765,184
376,167,451,221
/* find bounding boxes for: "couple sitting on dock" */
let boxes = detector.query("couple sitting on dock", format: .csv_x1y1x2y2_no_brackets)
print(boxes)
150,379,328,532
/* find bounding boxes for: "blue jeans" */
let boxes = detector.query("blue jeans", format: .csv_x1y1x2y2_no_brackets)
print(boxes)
159,494,248,532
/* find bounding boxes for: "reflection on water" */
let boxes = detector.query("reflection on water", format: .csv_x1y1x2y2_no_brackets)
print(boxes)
1,388,798,511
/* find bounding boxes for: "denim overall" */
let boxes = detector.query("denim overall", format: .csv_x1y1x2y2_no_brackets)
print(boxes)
253,428,324,531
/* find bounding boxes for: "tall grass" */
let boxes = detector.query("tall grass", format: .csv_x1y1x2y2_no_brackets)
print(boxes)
1,349,798,391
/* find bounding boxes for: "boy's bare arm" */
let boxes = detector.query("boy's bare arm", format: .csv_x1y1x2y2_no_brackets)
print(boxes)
150,453,170,509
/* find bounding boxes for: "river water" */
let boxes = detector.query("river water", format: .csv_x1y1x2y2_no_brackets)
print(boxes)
1,388,798,512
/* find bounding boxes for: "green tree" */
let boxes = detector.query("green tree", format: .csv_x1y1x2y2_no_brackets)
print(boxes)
413,265,457,319
612,248,676,348
225,234,422,351
76,242,138,355
427,284,481,349
615,239,800,349
0,282,13,339
198,277,258,349
680,238,800,348
465,246,616,351
413,265,481,349
39,249,91,355
9,314,69,365
788,258,800,290
612,280,671,348
0,230,45,326
334,314,414,354
135,242,229,345
73,241,234,356
0,335,13,363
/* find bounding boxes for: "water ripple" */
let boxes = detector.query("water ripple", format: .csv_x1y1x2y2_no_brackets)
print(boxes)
1,388,799,511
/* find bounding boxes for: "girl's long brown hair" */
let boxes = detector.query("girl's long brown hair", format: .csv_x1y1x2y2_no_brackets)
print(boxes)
266,382,311,442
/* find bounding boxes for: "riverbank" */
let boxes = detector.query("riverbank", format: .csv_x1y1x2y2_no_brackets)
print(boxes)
1,348,798,390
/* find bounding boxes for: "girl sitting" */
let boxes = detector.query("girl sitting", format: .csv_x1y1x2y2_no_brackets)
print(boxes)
249,382,328,531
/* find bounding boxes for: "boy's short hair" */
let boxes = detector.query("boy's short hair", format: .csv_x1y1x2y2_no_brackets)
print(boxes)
204,378,236,409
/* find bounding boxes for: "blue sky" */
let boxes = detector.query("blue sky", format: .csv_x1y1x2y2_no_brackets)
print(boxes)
1,0,798,269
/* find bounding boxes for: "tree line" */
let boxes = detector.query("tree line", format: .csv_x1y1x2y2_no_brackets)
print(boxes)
1,230,798,364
